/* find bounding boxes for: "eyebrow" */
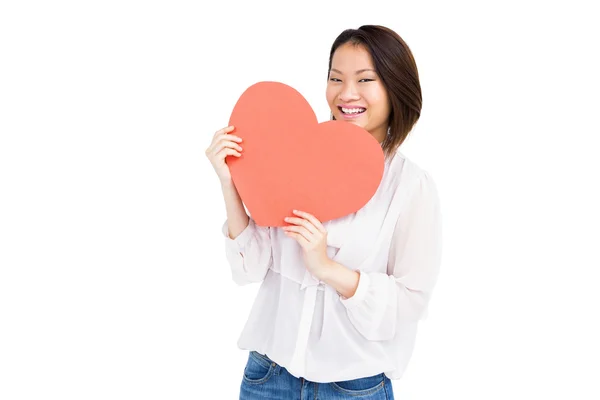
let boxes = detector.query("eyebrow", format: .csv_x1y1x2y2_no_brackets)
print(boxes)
330,68,376,74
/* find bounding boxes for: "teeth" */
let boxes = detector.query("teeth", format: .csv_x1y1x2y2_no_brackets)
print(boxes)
341,107,365,114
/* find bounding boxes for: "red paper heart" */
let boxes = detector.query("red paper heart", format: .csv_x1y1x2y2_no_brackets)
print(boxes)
227,81,384,227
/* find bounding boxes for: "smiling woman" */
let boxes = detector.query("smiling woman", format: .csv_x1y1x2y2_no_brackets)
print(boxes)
327,46,391,141
327,26,422,159
206,24,442,400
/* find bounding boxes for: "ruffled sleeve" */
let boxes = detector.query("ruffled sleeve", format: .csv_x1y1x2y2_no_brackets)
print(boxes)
222,217,273,285
340,171,443,341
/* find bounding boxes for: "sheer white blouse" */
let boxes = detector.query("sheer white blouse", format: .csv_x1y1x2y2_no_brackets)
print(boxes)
221,149,443,383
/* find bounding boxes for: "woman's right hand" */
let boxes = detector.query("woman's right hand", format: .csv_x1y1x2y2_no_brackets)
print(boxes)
205,125,243,184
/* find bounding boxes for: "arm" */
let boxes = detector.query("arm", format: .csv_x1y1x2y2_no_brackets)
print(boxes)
319,171,443,341
222,180,250,240
221,181,273,285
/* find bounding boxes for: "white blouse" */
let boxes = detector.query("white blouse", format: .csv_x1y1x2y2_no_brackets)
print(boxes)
221,149,443,383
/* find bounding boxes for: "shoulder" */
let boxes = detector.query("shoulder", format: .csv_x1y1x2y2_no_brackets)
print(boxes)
387,148,435,188
385,150,442,226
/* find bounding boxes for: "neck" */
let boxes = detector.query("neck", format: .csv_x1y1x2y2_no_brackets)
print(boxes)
371,125,388,144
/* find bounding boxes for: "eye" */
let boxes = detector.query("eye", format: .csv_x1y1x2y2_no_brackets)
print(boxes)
359,79,374,83
329,78,341,82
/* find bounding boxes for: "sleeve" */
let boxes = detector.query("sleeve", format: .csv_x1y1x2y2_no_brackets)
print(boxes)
339,171,443,341
222,217,273,285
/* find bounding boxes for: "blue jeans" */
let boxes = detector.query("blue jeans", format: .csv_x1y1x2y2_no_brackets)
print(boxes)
240,351,395,399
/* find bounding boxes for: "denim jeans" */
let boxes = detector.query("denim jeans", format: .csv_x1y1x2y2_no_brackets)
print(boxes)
240,351,395,399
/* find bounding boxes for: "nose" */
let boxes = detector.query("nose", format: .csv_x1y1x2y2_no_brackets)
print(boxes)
338,81,360,102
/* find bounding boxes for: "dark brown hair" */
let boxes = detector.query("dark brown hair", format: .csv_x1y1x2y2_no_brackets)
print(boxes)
328,25,422,159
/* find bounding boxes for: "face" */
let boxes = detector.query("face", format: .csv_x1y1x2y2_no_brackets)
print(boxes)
326,42,391,143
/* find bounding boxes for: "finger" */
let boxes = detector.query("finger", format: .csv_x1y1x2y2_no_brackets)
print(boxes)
213,125,236,138
216,132,243,144
292,210,326,233
216,147,241,159
209,135,242,154
206,133,240,155
215,138,243,153
209,134,242,155
284,216,318,235
283,225,313,242
207,139,242,157
285,231,310,248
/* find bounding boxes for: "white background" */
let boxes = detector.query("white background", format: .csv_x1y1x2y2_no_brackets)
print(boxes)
1,0,599,399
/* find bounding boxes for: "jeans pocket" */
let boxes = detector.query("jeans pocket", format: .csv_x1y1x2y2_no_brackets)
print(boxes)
329,373,386,396
242,351,275,385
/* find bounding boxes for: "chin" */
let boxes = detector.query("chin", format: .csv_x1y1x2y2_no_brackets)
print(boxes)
350,119,367,128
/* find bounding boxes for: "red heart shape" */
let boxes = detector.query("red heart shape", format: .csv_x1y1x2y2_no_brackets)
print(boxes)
227,81,384,227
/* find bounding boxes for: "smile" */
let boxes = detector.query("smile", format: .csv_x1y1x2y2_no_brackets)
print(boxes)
339,106,366,115
338,106,366,119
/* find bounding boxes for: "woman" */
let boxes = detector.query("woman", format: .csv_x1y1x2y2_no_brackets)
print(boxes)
205,25,442,400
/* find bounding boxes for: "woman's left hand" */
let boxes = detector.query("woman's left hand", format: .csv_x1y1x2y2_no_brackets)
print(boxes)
283,210,331,278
